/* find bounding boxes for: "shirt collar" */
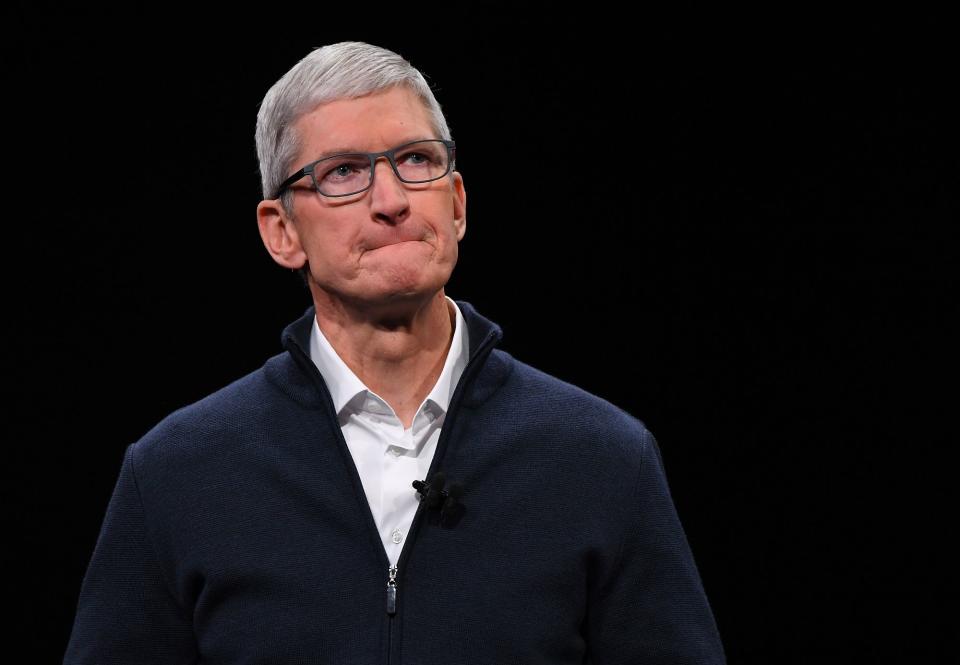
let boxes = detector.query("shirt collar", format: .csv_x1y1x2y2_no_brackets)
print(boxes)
309,297,470,418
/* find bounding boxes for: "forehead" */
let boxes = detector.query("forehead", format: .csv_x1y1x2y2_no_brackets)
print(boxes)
293,86,435,159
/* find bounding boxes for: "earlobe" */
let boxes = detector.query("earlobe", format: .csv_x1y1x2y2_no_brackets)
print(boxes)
256,199,307,269
451,171,467,241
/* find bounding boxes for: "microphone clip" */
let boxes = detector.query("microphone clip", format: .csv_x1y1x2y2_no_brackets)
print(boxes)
412,471,464,527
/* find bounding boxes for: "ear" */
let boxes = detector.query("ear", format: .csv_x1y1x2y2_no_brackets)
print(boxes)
450,171,467,241
257,198,307,269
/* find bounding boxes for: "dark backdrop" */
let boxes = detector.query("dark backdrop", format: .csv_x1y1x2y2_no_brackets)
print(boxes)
4,7,954,663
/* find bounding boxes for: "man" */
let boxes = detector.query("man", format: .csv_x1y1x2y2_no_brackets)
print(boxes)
64,41,725,664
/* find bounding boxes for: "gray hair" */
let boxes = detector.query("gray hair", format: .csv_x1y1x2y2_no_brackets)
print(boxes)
255,41,453,210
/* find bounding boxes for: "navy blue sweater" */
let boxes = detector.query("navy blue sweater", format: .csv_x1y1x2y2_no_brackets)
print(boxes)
65,301,725,664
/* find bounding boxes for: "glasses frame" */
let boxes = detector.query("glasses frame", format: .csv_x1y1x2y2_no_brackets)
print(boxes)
273,138,456,199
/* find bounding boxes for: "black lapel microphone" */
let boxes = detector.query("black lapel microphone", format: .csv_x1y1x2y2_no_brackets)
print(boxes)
413,471,464,526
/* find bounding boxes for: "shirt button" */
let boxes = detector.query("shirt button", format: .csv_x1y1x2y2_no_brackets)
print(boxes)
391,528,403,544
388,447,402,457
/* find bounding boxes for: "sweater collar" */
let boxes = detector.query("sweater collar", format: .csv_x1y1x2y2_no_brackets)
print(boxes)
273,299,508,410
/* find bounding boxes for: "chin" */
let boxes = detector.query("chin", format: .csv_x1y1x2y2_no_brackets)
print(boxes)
376,260,449,292
375,282,440,304
364,272,450,308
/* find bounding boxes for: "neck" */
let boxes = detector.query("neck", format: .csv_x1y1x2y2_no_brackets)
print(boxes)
312,290,455,428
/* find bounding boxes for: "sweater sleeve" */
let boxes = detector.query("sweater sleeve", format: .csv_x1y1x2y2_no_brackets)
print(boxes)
63,444,198,665
584,430,726,664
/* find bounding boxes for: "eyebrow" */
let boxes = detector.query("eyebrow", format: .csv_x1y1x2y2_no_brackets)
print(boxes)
312,137,435,161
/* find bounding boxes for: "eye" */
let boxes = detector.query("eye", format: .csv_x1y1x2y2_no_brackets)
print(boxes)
402,151,430,165
319,157,368,183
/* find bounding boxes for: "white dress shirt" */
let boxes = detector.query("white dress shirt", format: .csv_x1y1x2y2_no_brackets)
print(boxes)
309,297,469,566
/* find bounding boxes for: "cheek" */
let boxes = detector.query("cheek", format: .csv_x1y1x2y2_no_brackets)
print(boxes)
427,204,460,242
304,224,358,259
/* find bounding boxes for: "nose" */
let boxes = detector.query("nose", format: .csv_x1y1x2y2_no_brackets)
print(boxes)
368,156,410,225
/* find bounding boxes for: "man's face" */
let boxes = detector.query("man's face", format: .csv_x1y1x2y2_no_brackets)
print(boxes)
278,86,466,314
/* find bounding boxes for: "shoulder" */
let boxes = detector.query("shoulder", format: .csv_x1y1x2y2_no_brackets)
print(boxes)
126,354,293,475
501,352,650,434
488,350,656,468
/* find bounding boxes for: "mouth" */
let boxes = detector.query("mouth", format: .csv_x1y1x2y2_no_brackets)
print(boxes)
367,239,422,250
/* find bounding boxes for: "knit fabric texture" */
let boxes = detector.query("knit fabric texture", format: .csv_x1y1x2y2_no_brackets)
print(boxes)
64,301,726,664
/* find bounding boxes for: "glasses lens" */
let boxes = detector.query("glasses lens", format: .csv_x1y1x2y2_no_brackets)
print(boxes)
312,140,451,196
394,140,451,183
315,154,372,196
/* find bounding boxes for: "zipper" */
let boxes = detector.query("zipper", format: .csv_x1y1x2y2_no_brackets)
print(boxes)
386,564,398,615
386,564,397,665
285,311,503,664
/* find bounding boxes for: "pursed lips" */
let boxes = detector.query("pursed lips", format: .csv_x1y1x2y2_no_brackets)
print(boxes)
365,238,425,251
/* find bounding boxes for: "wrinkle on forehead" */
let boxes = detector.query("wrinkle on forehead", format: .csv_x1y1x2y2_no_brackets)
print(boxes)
293,88,436,165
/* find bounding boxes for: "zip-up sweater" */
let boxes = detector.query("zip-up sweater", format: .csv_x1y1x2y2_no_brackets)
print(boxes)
64,301,726,664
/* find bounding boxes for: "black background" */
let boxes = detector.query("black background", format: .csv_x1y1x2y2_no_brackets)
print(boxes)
4,6,955,663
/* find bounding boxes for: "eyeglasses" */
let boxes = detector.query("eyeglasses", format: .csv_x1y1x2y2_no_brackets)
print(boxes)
273,139,456,199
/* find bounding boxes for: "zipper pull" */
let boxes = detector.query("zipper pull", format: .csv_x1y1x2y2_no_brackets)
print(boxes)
386,564,398,616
